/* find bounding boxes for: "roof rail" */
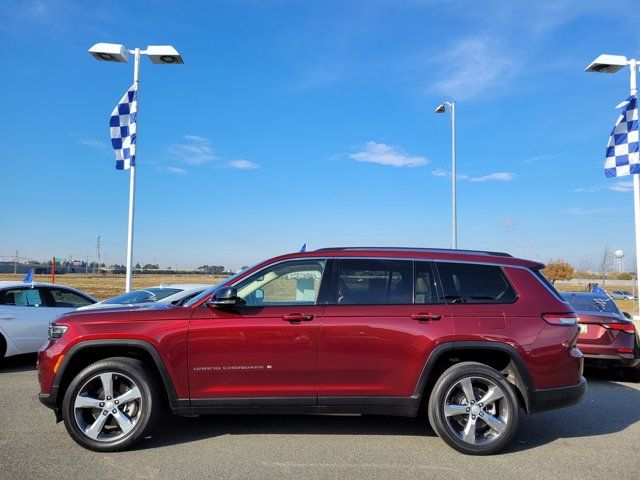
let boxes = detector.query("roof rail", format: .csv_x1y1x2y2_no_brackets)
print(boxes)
312,247,513,257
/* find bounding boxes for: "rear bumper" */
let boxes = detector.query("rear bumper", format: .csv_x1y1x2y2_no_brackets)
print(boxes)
583,354,640,368
38,393,62,422
527,376,587,414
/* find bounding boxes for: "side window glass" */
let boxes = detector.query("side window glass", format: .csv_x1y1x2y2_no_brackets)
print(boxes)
436,262,517,304
0,288,44,307
50,289,94,308
414,261,439,304
235,260,326,306
335,259,412,305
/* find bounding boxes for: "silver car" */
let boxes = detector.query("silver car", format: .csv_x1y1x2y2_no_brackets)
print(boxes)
609,290,636,300
77,283,213,311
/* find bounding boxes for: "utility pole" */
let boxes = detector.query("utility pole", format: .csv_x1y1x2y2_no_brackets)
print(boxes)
13,250,18,274
85,253,89,275
95,235,101,274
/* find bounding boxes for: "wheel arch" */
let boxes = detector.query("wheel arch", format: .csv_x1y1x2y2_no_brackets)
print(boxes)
52,339,182,411
414,341,534,413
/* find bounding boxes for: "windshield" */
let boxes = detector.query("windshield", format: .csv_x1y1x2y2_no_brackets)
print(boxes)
102,287,182,305
184,267,256,307
563,295,620,315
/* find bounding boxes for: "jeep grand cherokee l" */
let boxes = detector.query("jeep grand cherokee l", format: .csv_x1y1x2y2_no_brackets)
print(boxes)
37,247,586,455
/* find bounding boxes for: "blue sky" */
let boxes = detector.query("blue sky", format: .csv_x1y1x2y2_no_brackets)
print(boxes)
2,0,640,270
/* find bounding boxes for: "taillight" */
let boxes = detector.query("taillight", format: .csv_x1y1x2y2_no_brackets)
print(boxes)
542,313,578,326
602,322,636,333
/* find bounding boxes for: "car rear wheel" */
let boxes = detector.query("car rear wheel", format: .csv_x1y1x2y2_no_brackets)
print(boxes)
428,362,520,455
62,357,159,451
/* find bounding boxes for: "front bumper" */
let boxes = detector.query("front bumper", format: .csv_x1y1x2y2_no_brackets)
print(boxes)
527,376,587,414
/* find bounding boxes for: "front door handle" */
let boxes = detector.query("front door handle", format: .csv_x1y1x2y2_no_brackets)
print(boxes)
282,313,315,322
0,315,15,320
411,312,442,322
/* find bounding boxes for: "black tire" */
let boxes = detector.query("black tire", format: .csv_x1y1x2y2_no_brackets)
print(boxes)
428,362,520,455
62,357,159,452
0,335,6,359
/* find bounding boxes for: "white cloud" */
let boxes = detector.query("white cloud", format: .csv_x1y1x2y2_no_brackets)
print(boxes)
430,36,515,101
77,138,107,149
349,141,427,168
523,154,555,163
160,166,187,175
166,135,216,165
565,207,610,216
468,172,515,183
573,180,633,193
432,169,515,182
228,159,259,170
504,218,516,229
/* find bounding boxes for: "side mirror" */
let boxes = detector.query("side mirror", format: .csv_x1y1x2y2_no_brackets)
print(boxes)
207,287,239,307
623,311,632,320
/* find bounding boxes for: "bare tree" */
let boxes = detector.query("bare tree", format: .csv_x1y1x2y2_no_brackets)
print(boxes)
599,246,612,286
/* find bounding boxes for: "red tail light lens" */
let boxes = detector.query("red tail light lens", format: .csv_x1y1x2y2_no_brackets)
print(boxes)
542,313,578,325
602,323,636,333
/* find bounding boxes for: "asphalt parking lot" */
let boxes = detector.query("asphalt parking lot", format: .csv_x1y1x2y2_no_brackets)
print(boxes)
1,356,639,480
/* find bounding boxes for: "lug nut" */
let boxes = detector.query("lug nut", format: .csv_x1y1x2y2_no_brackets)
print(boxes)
470,400,475,404
479,412,484,417
103,410,108,416
479,403,483,407
112,409,117,414
99,402,105,407
466,407,470,412
114,400,119,405
471,415,476,420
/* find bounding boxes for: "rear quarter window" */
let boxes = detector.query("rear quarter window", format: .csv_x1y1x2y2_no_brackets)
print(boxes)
436,262,517,304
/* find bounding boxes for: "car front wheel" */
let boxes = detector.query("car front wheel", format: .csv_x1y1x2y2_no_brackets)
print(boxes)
62,357,159,451
428,361,520,455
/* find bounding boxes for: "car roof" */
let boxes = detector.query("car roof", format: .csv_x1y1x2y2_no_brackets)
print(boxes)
280,247,542,269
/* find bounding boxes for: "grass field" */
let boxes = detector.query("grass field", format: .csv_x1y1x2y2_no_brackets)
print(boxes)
1,273,637,313
0,273,229,301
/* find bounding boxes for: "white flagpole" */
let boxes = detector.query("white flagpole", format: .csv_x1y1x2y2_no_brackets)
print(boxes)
125,48,140,293
629,58,640,318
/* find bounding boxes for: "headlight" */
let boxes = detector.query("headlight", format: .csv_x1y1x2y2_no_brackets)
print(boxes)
48,325,68,340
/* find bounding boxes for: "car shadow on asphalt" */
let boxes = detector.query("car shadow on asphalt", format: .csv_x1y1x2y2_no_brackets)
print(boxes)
140,368,640,453
0,353,37,373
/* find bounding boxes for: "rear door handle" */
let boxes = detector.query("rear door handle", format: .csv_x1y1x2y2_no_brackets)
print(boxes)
0,315,15,320
282,313,315,322
411,313,442,321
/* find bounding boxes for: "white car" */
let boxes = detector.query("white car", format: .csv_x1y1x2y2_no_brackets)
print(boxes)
0,281,97,358
77,283,213,311
610,290,636,300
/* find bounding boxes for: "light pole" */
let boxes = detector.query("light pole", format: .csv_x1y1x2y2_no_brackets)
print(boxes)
435,101,457,249
88,43,183,292
586,53,640,317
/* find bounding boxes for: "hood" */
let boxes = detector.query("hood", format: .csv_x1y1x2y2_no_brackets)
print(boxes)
55,302,178,322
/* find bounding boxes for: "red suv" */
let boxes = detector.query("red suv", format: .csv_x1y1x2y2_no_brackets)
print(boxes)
37,247,586,455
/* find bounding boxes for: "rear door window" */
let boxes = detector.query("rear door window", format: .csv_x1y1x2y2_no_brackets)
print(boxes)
0,288,45,307
436,262,517,304
48,288,95,308
333,259,413,305
414,261,440,304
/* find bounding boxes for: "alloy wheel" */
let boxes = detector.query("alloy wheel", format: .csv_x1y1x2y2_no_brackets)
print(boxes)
443,375,510,445
73,372,143,442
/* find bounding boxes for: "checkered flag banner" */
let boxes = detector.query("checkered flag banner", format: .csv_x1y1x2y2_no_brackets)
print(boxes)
110,84,138,170
605,96,639,177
